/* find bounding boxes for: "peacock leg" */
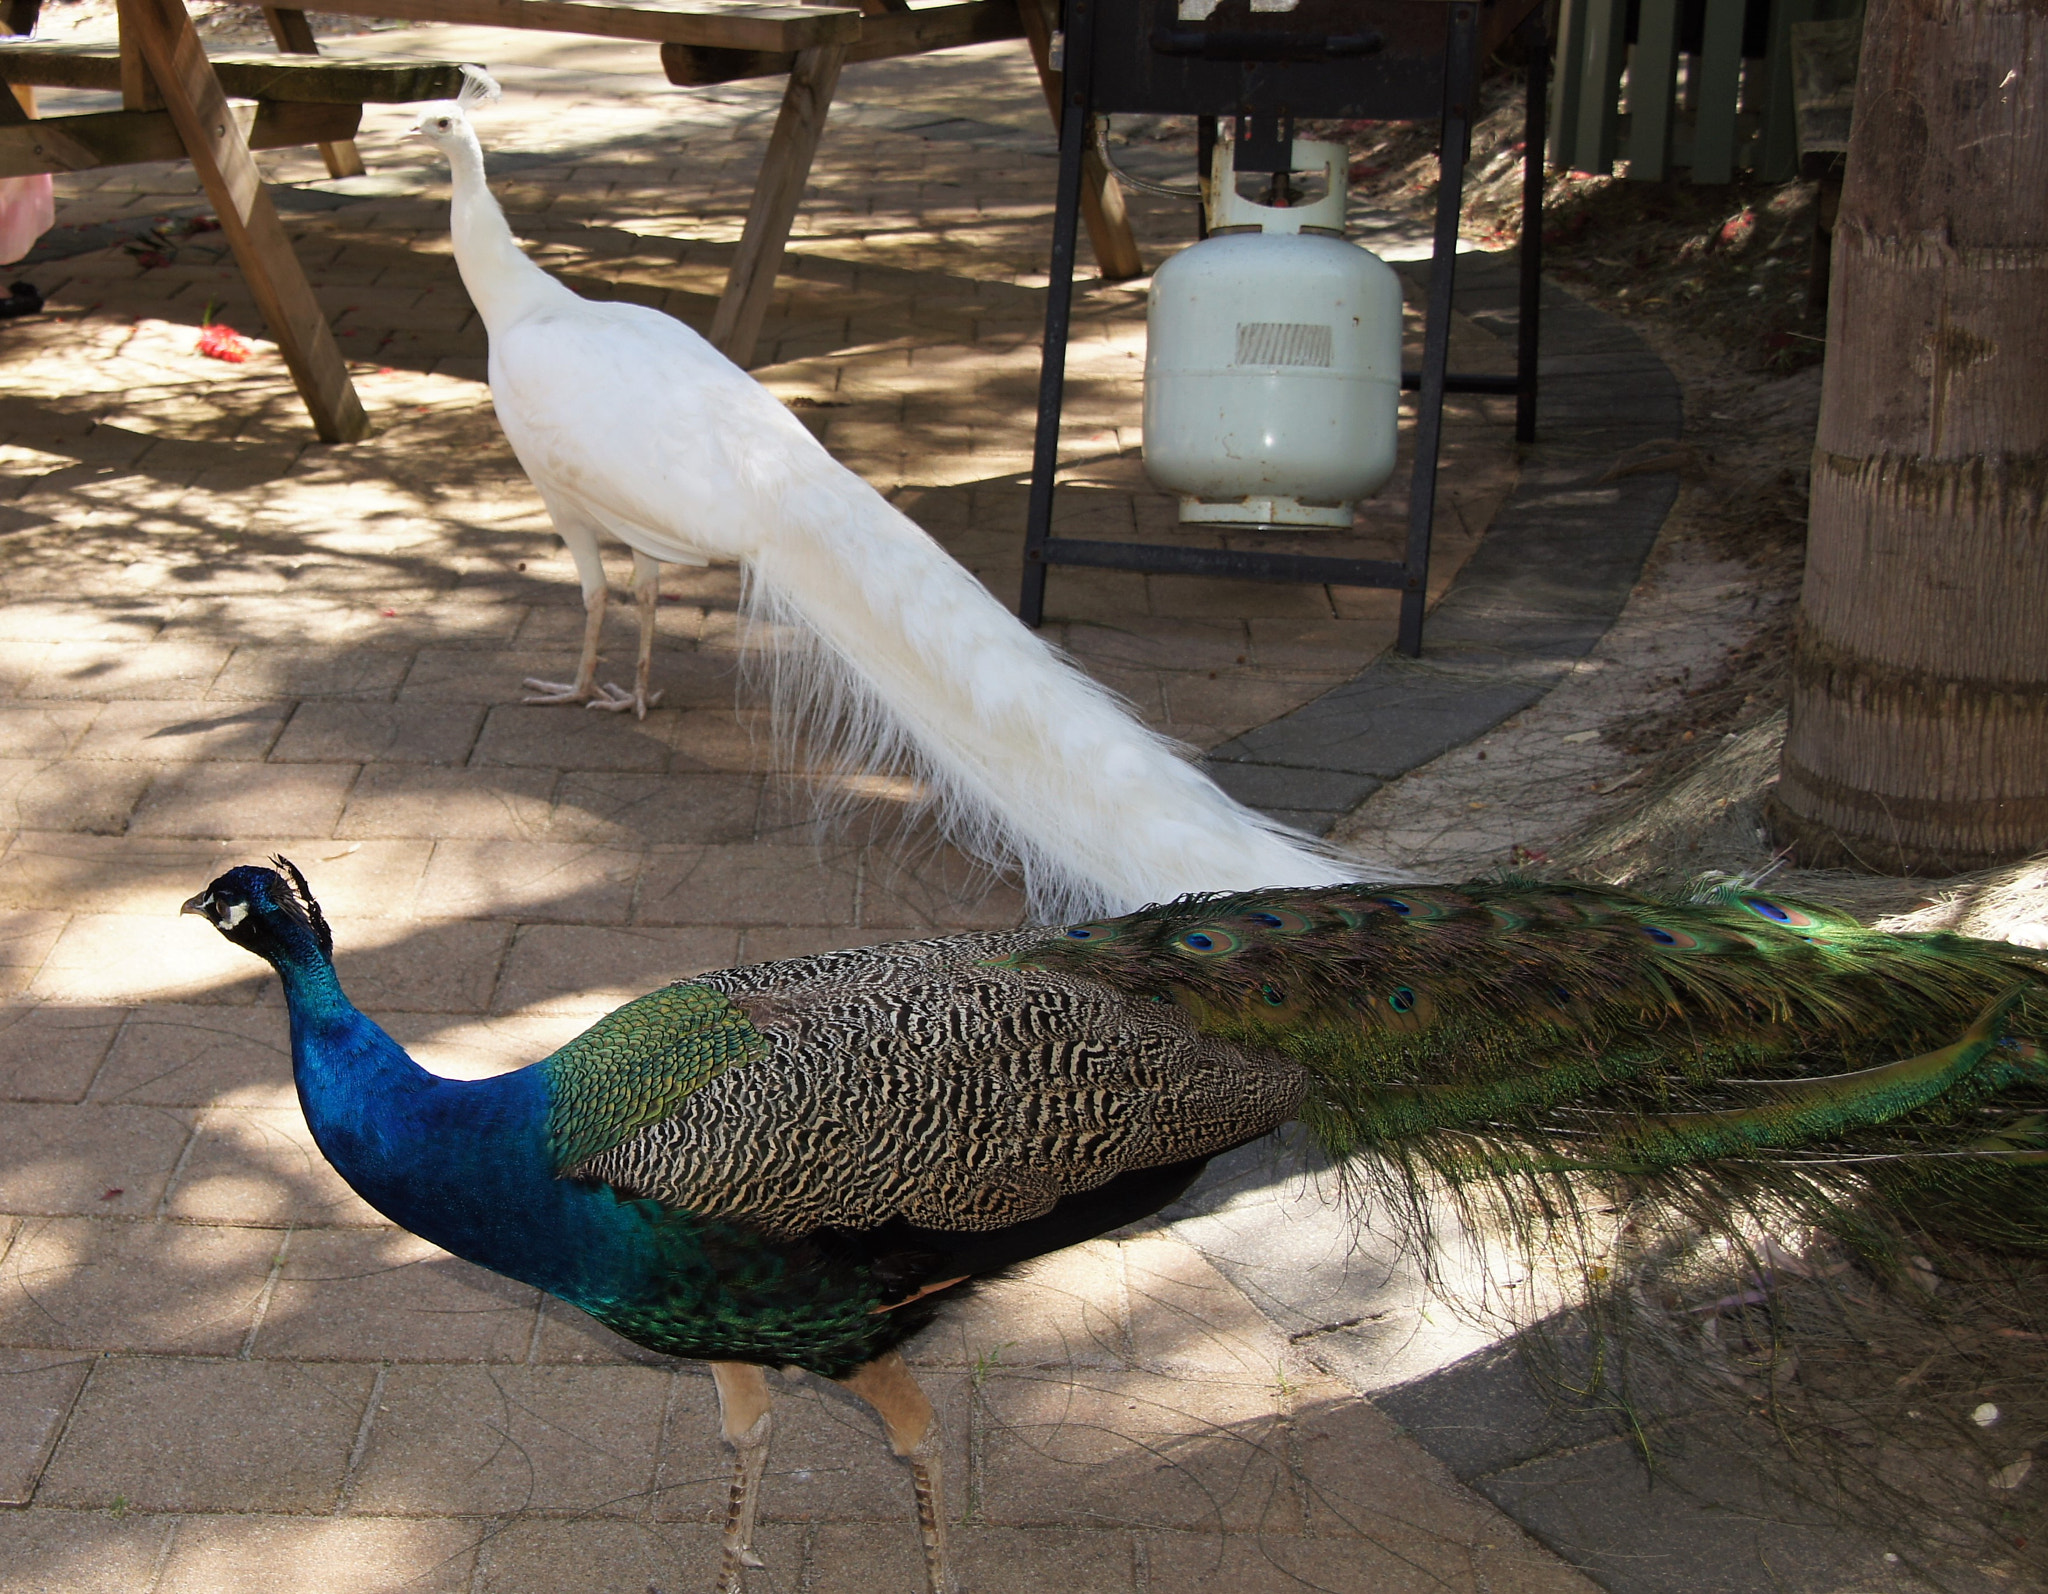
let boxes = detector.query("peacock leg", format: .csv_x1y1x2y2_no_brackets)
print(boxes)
836,1350,954,1594
591,550,665,718
710,1361,774,1594
524,583,608,705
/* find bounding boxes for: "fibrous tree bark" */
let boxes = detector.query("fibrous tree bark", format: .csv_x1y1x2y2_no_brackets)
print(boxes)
1770,0,2048,874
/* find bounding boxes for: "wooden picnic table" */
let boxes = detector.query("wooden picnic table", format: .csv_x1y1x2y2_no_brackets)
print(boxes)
213,0,1140,368
0,0,1137,437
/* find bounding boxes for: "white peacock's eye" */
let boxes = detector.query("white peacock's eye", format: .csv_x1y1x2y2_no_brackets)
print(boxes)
436,117,451,130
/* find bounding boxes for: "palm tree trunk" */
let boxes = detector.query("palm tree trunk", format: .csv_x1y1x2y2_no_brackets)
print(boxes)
1769,0,2048,874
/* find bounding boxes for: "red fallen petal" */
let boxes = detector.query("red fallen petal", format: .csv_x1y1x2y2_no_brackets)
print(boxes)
381,609,398,617
197,323,251,363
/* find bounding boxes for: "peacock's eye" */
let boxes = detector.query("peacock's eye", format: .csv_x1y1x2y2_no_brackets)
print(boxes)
1261,983,1285,1006
436,117,451,130
1066,927,1093,939
1389,986,1417,1013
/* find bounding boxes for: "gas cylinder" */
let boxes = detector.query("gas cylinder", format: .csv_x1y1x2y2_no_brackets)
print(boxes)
1143,137,1402,528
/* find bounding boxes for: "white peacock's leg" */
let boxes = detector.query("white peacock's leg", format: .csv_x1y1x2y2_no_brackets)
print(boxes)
524,583,608,704
710,1361,774,1594
591,550,665,718
836,1350,954,1594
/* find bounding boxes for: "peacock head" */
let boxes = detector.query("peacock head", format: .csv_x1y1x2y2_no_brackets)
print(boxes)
410,64,501,155
183,858,335,968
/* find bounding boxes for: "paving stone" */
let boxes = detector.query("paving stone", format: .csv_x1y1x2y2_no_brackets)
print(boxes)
23,641,232,700
89,1005,294,1107
326,918,515,1014
243,837,436,921
1138,1527,1471,1592
208,644,413,700
0,1219,279,1355
39,1357,378,1513
550,769,763,845
271,701,485,765
416,838,641,923
1291,1380,1503,1545
254,1228,538,1363
0,757,150,834
0,833,237,915
0,703,100,759
0,909,66,1000
336,763,556,841
29,912,265,1006
1119,1232,1288,1381
69,700,288,763
858,845,1026,931
635,843,859,927
0,1102,193,1217
0,1004,126,1103
492,924,741,1014
908,1242,1128,1373
975,1368,1296,1533
0,1349,94,1504
155,1514,481,1594
127,760,358,839
471,1517,791,1594
473,702,675,771
380,1008,587,1082
346,1362,671,1518
0,1510,175,1594
163,1106,386,1228
952,1526,1138,1593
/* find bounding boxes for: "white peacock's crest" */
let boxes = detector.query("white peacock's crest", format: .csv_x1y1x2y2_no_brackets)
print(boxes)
457,63,503,113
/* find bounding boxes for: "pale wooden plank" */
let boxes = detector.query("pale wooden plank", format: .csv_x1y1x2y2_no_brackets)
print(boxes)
0,40,470,100
0,97,359,176
660,0,1020,85
217,0,860,52
708,36,846,368
124,0,368,441
262,8,364,176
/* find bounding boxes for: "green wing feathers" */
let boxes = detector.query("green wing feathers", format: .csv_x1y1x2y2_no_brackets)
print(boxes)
543,982,769,1170
1000,881,2048,1195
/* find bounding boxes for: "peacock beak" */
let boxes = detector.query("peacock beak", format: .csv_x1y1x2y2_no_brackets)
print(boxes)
181,891,213,918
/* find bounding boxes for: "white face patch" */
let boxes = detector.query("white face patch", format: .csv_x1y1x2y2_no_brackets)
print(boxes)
219,900,249,930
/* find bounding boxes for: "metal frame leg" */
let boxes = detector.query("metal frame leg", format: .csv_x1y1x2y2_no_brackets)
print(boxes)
1019,0,1098,627
1396,0,1479,657
1515,4,1546,445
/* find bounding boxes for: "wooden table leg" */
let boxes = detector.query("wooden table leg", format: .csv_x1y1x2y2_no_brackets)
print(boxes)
124,0,368,442
262,7,365,179
708,38,846,369
1017,0,1140,282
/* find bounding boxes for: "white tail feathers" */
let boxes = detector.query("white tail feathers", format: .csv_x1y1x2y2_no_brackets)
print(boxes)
736,459,1400,920
458,64,502,111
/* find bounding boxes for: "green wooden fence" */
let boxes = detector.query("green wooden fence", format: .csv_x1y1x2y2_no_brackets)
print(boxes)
1549,0,1861,182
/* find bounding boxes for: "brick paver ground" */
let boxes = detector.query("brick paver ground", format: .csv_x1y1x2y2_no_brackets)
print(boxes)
0,23,1581,1592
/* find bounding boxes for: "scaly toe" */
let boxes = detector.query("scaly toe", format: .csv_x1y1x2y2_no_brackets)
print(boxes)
522,679,589,705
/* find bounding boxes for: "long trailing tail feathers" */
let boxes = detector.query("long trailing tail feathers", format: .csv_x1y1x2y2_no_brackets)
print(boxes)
734,459,1394,919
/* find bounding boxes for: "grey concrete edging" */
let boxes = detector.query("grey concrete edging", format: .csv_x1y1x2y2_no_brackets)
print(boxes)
1199,251,1686,837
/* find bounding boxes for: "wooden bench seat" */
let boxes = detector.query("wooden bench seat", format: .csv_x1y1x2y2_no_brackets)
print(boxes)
0,95,362,177
224,0,861,52
0,39,471,102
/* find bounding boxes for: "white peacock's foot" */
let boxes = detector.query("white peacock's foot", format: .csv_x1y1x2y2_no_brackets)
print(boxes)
588,682,663,718
521,678,596,706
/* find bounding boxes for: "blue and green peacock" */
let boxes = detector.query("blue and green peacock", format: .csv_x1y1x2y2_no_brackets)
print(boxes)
185,859,2048,1594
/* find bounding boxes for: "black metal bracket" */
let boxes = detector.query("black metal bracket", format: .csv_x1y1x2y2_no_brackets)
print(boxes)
1018,0,1548,656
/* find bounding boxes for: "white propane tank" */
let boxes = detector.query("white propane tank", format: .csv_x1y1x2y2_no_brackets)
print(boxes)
1143,137,1402,528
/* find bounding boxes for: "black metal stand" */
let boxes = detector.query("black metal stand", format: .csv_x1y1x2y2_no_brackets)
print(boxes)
1019,0,1547,656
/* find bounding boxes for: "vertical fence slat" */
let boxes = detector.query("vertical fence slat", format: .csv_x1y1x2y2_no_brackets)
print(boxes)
1691,0,1747,181
1627,0,1681,179
1572,0,1628,172
1549,0,1586,169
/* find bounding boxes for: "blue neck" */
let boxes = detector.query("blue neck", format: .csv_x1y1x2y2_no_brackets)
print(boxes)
271,940,659,1312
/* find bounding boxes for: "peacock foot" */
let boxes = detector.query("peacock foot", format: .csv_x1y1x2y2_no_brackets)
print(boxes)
521,677,597,706
588,682,663,718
